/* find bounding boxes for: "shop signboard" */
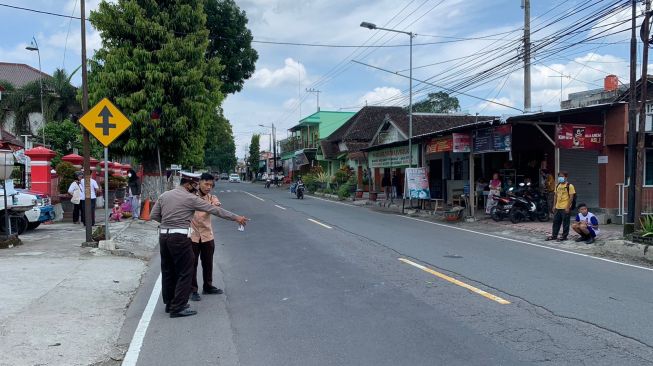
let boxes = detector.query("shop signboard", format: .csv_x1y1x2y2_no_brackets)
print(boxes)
556,124,603,150
473,125,512,153
426,136,453,153
369,145,419,168
493,125,512,151
452,133,471,153
405,167,430,199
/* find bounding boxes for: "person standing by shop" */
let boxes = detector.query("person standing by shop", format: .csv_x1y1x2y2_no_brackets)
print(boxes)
79,173,101,226
541,169,555,211
391,171,399,203
382,172,391,202
127,169,141,219
150,174,248,318
189,173,223,302
486,173,502,214
546,171,576,242
67,173,83,224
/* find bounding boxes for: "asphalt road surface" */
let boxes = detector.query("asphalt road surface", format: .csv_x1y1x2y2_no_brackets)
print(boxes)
122,182,653,366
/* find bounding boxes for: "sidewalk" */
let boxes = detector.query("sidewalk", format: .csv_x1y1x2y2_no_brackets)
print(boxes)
0,219,159,366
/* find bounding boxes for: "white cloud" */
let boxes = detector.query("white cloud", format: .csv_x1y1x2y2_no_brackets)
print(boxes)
357,86,403,106
251,58,308,88
283,97,299,110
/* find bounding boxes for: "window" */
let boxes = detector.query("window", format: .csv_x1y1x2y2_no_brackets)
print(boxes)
646,149,653,186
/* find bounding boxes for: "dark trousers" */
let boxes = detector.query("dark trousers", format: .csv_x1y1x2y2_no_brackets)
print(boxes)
191,240,215,293
72,203,81,223
552,209,571,238
80,199,96,225
160,233,194,313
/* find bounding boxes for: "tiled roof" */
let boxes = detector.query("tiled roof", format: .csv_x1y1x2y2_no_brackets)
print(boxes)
390,114,498,137
340,106,406,141
0,62,50,88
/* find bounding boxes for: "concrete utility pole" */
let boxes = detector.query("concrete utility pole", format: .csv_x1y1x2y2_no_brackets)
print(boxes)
625,0,638,235
306,88,321,111
80,0,93,243
636,0,652,230
522,0,531,113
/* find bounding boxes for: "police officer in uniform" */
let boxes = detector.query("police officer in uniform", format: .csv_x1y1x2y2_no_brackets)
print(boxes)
150,172,248,318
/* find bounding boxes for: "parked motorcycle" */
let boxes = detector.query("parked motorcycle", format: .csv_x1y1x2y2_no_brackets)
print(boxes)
508,183,549,223
490,194,514,221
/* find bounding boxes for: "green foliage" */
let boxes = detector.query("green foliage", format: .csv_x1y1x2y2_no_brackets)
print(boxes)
88,0,224,171
337,183,351,200
0,68,80,136
247,134,260,178
411,92,460,113
204,109,237,172
55,161,77,194
205,0,258,95
108,175,128,190
303,173,318,192
640,215,653,237
315,172,330,187
37,119,103,168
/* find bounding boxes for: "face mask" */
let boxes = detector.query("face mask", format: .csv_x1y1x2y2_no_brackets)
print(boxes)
128,173,132,178
114,204,119,208
558,177,565,183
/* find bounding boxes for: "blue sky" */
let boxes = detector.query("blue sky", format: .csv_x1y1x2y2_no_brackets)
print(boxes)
0,0,642,157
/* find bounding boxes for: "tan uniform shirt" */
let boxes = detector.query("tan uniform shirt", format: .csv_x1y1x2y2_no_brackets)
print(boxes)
150,186,238,229
190,193,221,243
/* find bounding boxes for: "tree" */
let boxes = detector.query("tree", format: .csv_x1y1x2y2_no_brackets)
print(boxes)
205,0,258,95
204,110,237,172
247,134,260,180
411,92,460,113
88,0,224,171
45,67,81,122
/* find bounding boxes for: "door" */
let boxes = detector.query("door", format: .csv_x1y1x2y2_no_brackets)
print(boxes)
429,159,443,199
560,149,599,208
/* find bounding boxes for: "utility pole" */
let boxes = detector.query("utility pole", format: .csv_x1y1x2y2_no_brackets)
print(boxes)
80,0,93,243
272,123,278,184
522,0,531,112
625,0,638,235
306,88,321,111
636,0,652,230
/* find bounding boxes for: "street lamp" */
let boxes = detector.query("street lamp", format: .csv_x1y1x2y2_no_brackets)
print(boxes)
259,123,278,183
25,36,45,146
360,21,414,167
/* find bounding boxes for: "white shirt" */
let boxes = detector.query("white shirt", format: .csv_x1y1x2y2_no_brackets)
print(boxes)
67,181,81,195
79,178,100,200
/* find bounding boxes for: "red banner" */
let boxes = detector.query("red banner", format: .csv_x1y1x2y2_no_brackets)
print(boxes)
452,133,471,153
556,124,603,150
426,136,453,153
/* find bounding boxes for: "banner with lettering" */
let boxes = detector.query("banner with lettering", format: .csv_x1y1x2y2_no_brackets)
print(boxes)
556,124,603,150
426,137,453,153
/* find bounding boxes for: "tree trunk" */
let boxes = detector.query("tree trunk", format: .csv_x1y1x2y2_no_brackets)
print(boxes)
140,159,167,200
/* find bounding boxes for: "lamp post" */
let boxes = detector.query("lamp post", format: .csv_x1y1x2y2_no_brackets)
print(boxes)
360,21,414,167
25,37,45,146
259,123,277,184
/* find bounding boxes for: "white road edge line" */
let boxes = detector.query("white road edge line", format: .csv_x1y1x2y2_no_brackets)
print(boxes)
308,195,355,207
274,204,287,210
122,273,162,366
308,218,333,229
243,191,265,201
400,215,653,273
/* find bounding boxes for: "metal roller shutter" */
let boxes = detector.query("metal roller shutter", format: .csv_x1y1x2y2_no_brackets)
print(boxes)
560,149,599,208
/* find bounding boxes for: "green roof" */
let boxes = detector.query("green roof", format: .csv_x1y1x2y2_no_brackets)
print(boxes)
289,111,356,138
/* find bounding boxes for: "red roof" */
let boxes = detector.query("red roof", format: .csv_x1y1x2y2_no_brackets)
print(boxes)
0,62,51,88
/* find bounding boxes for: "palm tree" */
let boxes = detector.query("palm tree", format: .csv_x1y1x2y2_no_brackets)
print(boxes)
0,67,81,136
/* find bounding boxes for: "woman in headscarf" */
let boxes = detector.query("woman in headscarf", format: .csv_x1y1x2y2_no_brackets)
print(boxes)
127,169,141,219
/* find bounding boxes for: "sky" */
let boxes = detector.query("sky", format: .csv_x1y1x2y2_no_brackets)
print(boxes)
0,0,645,159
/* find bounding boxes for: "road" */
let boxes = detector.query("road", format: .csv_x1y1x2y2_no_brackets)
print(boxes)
122,182,653,365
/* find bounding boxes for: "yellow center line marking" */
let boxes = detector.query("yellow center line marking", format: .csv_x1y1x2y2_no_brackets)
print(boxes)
243,191,265,201
398,258,510,305
307,218,332,229
274,205,286,210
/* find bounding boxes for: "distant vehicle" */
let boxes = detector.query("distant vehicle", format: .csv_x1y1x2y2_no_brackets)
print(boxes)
229,174,241,183
220,173,229,180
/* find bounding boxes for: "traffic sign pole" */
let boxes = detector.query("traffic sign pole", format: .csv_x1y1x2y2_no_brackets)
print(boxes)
104,147,110,241
80,0,93,244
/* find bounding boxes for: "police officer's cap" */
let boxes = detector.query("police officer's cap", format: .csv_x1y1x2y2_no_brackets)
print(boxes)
180,171,201,184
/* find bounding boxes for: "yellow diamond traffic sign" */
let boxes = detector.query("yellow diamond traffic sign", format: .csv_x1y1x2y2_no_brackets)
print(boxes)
79,98,132,147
